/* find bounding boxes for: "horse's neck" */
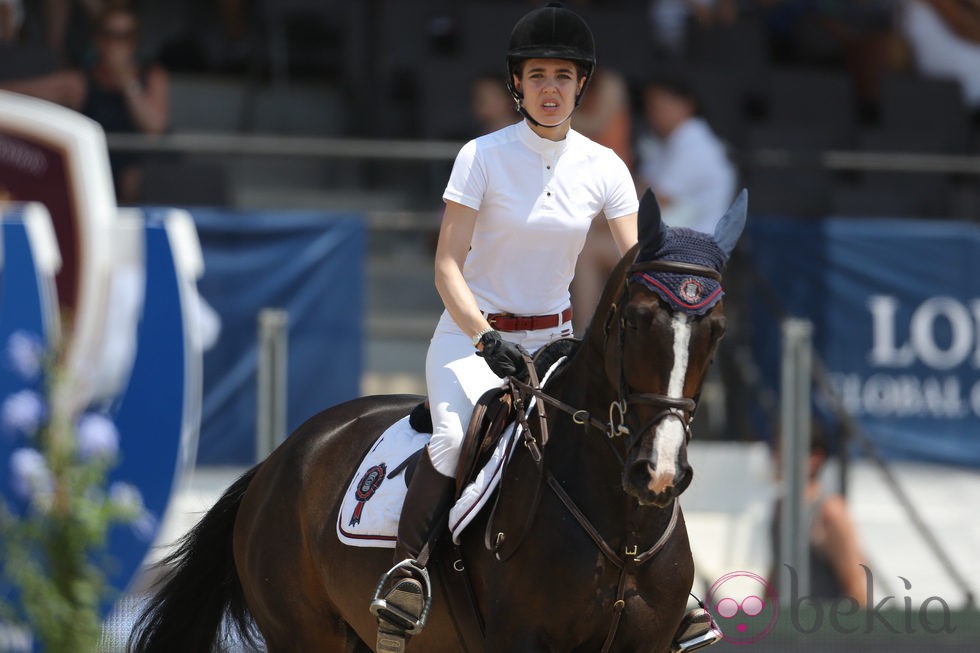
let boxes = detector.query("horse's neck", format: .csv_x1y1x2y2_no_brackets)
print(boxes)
536,362,674,551
561,326,618,419
541,348,628,517
500,345,676,562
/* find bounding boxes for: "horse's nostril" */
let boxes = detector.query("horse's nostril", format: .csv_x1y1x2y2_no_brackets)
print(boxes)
626,460,652,488
676,464,694,493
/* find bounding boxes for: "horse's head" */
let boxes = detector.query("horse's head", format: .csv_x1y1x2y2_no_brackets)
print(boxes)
596,189,747,507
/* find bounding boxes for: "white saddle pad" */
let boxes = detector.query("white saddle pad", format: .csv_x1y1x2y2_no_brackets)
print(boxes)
336,416,431,548
336,358,565,549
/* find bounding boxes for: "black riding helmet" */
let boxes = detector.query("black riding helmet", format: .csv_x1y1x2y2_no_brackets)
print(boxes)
506,2,596,125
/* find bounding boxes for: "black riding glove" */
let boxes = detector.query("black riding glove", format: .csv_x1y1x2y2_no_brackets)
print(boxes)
477,330,530,381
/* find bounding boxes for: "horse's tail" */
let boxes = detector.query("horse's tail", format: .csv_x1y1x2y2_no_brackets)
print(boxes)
127,465,260,653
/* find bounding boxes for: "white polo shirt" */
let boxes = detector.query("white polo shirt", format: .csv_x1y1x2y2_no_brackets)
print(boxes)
637,117,735,234
443,119,637,316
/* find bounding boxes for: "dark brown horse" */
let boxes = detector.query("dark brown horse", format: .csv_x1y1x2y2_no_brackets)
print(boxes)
128,189,747,653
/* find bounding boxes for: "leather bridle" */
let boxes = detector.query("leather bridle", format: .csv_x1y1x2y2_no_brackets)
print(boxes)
605,259,723,460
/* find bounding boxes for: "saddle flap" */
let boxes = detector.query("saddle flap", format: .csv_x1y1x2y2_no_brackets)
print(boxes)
454,387,514,498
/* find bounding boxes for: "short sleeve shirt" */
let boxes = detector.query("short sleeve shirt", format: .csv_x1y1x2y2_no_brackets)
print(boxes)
443,120,637,316
637,117,735,234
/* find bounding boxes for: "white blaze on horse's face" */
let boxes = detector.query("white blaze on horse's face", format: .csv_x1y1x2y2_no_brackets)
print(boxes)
648,312,690,496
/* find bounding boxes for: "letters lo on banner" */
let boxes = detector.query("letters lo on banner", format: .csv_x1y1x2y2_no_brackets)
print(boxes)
749,217,980,467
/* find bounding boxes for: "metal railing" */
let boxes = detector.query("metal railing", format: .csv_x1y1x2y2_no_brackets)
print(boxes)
106,132,462,161
778,318,814,606
255,308,288,462
107,131,980,174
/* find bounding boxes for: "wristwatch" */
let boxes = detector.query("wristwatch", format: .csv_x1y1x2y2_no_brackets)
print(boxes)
472,328,493,347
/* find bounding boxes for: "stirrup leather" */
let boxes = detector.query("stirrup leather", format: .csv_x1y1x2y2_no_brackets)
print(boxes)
671,607,723,652
370,559,433,635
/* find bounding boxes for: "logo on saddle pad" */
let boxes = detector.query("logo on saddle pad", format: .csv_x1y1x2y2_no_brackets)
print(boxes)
349,463,386,526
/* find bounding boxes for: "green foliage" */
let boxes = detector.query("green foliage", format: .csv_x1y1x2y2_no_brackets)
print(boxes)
0,334,148,652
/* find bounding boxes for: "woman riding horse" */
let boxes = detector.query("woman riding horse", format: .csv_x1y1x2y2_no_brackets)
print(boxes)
128,2,749,651
372,5,639,651
128,186,747,653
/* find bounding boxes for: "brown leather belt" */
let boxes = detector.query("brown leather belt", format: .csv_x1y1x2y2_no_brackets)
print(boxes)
485,307,572,332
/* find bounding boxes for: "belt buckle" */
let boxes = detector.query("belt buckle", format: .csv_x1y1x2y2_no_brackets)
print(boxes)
488,312,514,330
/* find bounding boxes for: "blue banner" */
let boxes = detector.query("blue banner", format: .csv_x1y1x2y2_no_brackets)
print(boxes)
748,216,980,468
184,209,365,465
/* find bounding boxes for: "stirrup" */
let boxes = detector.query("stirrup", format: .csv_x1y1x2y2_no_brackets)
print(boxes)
671,607,723,652
370,559,433,635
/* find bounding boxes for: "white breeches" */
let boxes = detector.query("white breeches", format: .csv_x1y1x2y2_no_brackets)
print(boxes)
425,310,572,477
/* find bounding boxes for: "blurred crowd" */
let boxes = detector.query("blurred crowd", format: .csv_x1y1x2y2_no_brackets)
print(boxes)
0,0,978,210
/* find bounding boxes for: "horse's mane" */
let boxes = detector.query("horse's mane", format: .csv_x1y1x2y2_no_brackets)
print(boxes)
532,337,579,377
579,243,639,351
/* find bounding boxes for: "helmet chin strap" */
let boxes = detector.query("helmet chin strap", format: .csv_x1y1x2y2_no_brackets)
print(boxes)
514,93,581,130
519,104,575,129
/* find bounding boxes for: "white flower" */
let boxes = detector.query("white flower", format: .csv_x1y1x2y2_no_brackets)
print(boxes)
6,331,45,380
109,481,144,518
9,447,52,501
108,481,157,540
130,511,159,542
76,413,120,461
1,390,45,437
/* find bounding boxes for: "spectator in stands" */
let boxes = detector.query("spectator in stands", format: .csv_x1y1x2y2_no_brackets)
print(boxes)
636,68,736,234
470,72,519,135
1,4,169,203
770,429,868,607
572,67,634,168
900,0,980,114
80,3,169,202
570,66,634,333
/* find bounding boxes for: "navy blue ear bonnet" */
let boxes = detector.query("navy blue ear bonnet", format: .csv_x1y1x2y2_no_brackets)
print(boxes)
632,227,726,316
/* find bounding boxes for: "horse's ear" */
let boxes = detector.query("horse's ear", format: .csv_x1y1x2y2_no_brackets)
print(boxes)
637,188,667,262
713,188,748,259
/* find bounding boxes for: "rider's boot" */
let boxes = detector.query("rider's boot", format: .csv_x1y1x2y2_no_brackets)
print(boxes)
671,606,723,652
372,447,455,653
